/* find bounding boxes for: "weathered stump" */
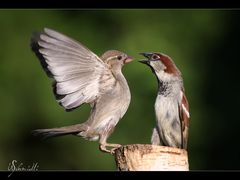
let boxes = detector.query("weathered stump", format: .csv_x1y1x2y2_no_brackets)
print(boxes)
114,144,189,171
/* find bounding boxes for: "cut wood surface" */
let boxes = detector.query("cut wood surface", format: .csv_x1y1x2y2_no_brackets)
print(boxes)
114,144,189,171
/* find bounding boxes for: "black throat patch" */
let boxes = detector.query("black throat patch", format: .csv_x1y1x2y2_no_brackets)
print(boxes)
158,80,170,97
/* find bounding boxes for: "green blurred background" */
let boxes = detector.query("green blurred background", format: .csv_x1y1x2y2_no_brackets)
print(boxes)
0,9,239,170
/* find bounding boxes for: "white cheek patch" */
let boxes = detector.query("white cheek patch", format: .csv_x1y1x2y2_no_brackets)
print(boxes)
155,70,174,82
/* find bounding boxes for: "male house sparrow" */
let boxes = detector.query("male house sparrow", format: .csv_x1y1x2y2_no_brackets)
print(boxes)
31,28,133,153
139,52,189,149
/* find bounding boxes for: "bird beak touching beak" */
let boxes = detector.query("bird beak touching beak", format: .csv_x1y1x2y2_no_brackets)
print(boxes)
124,56,134,64
138,52,153,64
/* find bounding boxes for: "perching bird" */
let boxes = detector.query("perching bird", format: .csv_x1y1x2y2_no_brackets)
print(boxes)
30,28,133,153
139,52,190,149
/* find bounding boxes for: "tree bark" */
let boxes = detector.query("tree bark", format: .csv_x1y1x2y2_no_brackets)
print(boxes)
114,144,189,171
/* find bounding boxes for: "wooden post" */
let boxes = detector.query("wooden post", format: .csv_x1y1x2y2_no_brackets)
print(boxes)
114,144,189,171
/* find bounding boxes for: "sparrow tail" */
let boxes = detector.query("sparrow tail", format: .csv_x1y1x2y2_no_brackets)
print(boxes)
32,124,88,140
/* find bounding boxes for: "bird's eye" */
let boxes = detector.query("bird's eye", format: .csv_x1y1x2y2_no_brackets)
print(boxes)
117,56,122,60
152,54,160,60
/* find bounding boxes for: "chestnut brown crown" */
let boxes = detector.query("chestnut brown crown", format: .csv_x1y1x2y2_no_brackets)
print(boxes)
139,52,181,76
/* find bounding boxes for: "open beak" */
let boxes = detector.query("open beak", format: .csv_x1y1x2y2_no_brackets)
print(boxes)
138,52,153,64
139,59,150,65
124,56,134,64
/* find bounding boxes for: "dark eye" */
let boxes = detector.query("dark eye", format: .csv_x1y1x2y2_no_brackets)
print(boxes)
152,54,160,60
117,56,122,60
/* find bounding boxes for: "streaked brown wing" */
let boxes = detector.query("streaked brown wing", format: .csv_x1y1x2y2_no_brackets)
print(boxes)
179,90,190,149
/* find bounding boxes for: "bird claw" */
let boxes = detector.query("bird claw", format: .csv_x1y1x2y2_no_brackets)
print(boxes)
99,144,122,154
109,147,120,155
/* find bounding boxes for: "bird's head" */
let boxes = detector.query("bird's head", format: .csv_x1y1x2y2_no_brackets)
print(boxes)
101,50,133,68
139,52,181,81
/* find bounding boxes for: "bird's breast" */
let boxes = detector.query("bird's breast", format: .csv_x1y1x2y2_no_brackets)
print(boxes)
155,95,179,124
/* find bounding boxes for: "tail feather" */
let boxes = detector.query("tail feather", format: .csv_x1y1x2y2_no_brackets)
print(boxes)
32,124,88,140
32,129,77,139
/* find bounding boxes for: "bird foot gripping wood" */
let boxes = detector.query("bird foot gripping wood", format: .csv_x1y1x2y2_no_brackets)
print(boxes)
99,143,122,154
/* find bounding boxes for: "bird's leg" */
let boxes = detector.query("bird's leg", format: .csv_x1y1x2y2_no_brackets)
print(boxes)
99,128,122,154
99,143,122,154
99,140,122,154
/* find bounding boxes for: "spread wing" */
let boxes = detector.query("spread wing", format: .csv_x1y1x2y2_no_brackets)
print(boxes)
179,90,190,149
31,28,114,111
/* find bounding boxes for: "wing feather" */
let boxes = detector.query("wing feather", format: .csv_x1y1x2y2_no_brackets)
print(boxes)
31,28,114,111
179,90,190,149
